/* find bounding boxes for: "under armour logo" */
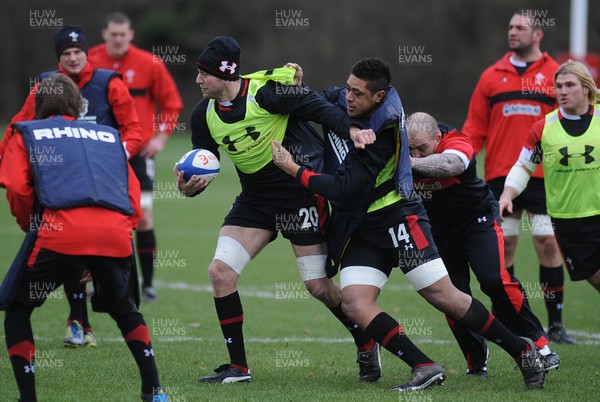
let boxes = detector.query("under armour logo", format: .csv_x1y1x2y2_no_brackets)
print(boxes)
559,145,595,166
69,31,79,42
224,338,233,344
477,216,487,223
219,61,237,74
556,303,564,310
144,348,155,357
404,243,414,251
495,338,502,344
222,127,260,152
73,293,84,299
24,364,35,374
397,350,404,356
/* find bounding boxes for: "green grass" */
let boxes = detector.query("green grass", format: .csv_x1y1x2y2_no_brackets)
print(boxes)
1,134,599,401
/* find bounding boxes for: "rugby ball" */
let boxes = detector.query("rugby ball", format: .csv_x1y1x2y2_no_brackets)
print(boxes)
176,149,220,183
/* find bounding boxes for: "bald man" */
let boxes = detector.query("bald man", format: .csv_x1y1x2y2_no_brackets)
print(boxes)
407,112,559,376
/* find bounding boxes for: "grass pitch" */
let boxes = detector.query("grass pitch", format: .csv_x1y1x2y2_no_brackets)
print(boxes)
0,134,599,401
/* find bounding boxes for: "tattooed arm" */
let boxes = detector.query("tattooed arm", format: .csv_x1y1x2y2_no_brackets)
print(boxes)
411,153,466,177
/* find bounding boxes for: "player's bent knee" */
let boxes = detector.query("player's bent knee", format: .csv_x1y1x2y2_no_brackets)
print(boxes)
340,266,388,290
475,269,503,288
213,236,251,275
4,301,34,320
418,276,470,316
405,258,448,291
532,234,559,250
297,254,327,281
587,269,600,288
207,260,239,287
502,217,520,237
92,295,136,314
340,297,360,321
303,277,331,301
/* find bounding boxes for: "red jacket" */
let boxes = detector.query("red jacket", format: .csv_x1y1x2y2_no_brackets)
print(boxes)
462,52,559,181
0,62,143,166
88,43,183,143
0,116,142,262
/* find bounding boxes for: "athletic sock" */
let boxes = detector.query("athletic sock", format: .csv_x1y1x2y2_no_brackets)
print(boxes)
81,289,92,331
137,230,156,289
445,315,487,370
458,298,528,361
365,312,434,368
66,283,85,323
540,264,564,326
5,302,37,401
215,291,248,371
328,303,373,350
111,312,160,395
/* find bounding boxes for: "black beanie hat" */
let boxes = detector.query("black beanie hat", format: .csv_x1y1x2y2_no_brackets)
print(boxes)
54,25,88,59
196,36,241,81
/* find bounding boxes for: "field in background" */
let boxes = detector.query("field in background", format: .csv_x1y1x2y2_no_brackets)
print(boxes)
0,134,598,401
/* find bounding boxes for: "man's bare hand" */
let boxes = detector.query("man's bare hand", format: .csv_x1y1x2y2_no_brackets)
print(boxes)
173,164,209,197
349,126,376,149
271,141,300,177
497,187,518,221
284,62,303,86
139,132,169,158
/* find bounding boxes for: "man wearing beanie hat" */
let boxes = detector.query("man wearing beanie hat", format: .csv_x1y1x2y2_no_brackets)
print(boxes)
54,24,88,58
176,36,381,384
0,24,144,351
195,36,241,81
1,24,143,166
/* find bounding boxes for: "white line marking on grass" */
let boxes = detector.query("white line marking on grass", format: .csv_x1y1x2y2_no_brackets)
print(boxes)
153,280,414,298
35,333,600,345
568,330,600,339
153,280,274,298
151,280,600,344
154,337,456,344
35,335,455,344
